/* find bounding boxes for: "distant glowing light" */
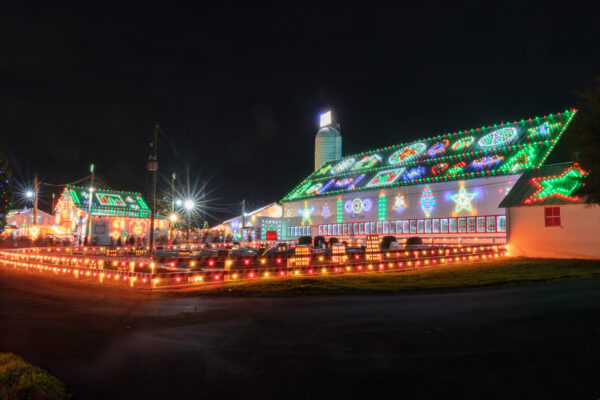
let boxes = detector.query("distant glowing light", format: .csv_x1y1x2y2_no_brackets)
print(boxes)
169,213,178,222
184,199,195,211
320,111,332,127
25,191,33,198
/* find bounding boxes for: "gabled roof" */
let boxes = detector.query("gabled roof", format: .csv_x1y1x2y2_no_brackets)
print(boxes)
282,109,577,202
60,185,150,218
499,162,588,208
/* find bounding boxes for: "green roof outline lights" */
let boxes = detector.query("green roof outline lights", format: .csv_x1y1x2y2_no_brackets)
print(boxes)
62,185,151,218
283,109,576,202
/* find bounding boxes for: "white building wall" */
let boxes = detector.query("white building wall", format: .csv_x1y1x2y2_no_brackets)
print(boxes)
507,203,600,259
282,174,520,241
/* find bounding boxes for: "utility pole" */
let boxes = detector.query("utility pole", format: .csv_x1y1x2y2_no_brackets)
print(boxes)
148,122,159,251
85,164,95,245
170,172,176,241
186,164,191,242
241,199,246,242
33,173,39,225
51,193,55,215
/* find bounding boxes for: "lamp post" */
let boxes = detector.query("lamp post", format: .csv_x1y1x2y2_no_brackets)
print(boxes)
184,199,194,242
147,122,159,251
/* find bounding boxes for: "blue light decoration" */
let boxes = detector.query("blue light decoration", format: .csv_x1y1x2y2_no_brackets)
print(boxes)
344,198,372,215
394,194,407,213
388,143,427,165
478,127,518,148
426,140,449,157
320,174,366,194
330,158,355,175
470,155,504,170
420,186,435,218
526,122,561,140
322,204,330,220
403,166,427,181
298,201,315,225
447,181,478,216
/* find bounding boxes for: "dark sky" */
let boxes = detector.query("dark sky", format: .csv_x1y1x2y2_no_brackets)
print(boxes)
2,2,599,221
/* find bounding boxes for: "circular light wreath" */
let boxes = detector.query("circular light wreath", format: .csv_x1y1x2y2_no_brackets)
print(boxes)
388,143,427,165
478,127,517,148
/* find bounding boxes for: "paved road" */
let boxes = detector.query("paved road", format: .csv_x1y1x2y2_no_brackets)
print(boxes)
0,269,599,399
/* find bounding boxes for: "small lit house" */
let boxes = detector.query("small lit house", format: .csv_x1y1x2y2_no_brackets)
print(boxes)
499,163,599,259
55,185,168,245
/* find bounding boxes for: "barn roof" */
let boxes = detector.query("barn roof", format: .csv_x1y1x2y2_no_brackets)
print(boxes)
498,162,588,208
59,185,150,218
282,109,577,202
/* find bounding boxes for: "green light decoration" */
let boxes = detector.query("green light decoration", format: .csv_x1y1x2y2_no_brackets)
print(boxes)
419,186,435,218
388,143,427,165
298,200,314,225
64,185,150,218
261,219,282,240
499,144,538,173
524,164,587,204
449,182,478,216
281,109,577,203
526,121,561,139
478,127,518,148
353,154,381,170
330,158,355,175
446,161,466,176
378,190,386,221
336,196,343,223
451,136,474,152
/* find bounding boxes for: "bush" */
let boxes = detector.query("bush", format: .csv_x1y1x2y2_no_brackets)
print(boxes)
313,236,326,248
0,353,70,400
297,236,312,245
380,236,398,249
406,236,423,246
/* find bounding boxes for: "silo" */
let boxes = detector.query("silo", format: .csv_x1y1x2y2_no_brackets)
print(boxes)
314,124,342,171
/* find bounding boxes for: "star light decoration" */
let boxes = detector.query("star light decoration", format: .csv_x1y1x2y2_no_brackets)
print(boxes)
450,181,478,216
524,164,587,204
298,201,315,225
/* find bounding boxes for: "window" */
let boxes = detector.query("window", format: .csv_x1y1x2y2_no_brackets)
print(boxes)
365,223,370,234
449,218,457,233
545,207,561,227
359,223,364,234
327,225,332,235
332,224,337,236
343,224,347,235
458,218,467,233
486,216,496,232
425,219,432,233
477,217,486,232
497,216,506,232
467,217,476,233
318,225,322,235
432,219,440,233
410,220,417,234
440,218,448,233
396,221,402,234
94,225,106,234
383,221,390,234
377,222,382,234
353,223,358,234
388,221,394,234
371,222,376,234
403,220,409,234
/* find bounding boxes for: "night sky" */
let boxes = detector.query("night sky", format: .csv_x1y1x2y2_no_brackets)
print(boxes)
3,3,598,221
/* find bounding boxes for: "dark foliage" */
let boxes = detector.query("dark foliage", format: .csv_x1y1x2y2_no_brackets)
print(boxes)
568,78,600,204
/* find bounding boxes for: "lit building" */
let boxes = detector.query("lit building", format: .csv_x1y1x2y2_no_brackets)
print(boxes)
54,184,167,245
281,109,577,245
4,208,59,239
216,203,283,242
499,162,599,259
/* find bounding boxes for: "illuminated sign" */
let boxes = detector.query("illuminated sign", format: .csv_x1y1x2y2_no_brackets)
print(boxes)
320,111,332,127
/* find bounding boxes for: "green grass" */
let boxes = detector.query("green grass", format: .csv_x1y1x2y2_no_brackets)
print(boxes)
169,258,600,296
0,353,70,400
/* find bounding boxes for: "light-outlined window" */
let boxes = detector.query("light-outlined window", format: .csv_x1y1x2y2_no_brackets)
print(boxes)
545,207,561,227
